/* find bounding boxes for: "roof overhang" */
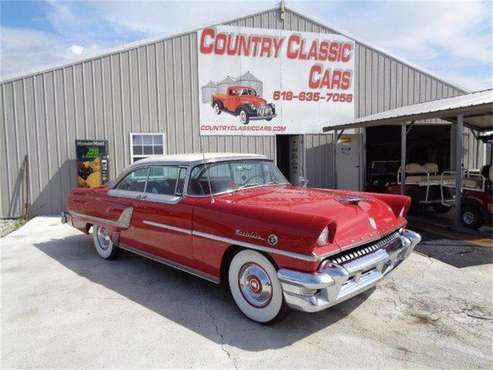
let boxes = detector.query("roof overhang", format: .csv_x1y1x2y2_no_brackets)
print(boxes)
323,89,493,133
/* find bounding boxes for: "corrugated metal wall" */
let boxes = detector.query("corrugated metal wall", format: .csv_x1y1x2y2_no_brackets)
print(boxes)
0,7,475,217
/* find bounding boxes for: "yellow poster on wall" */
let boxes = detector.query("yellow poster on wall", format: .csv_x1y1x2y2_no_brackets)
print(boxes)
76,140,109,188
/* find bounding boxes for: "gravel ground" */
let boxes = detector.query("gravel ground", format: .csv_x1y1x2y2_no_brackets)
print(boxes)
0,219,24,238
1,217,492,369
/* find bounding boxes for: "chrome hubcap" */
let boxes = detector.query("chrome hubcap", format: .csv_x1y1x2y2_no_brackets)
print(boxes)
214,104,220,114
463,211,475,225
238,263,272,308
97,226,111,250
240,111,246,123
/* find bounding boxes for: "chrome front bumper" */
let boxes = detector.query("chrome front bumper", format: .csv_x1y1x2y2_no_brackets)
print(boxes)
250,114,277,120
277,229,421,313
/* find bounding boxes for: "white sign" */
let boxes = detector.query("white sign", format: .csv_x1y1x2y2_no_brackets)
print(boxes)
197,26,355,136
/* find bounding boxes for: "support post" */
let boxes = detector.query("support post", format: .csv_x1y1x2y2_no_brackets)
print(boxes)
400,123,407,195
455,115,464,228
333,130,338,188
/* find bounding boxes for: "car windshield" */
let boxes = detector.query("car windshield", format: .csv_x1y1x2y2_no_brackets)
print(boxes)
187,159,289,196
241,89,256,96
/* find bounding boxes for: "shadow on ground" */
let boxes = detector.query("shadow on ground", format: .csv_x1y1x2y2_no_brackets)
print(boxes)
415,231,493,268
33,234,372,351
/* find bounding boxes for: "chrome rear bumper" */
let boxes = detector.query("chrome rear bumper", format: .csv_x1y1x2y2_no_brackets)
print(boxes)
277,229,421,313
60,211,71,224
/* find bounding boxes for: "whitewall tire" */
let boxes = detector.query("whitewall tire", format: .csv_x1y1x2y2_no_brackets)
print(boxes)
92,225,121,260
228,249,285,323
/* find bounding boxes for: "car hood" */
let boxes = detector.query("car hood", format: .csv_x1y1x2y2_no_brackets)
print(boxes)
242,96,268,106
221,185,405,252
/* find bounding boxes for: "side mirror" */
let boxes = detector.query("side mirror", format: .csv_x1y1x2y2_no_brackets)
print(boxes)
299,176,309,188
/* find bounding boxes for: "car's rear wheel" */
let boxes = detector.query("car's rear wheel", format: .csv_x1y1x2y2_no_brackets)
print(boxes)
228,249,286,323
92,225,122,260
238,109,250,125
461,205,483,229
213,102,222,115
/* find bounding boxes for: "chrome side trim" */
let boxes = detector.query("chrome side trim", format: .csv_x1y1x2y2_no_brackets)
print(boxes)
69,207,134,229
142,220,192,235
139,220,319,262
107,189,143,199
118,243,220,284
192,230,319,262
142,193,182,204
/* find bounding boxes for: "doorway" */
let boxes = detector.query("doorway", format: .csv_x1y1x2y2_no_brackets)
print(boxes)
336,134,362,190
276,135,304,185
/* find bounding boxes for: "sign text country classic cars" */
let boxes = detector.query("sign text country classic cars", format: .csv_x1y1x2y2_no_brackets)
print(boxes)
198,26,355,135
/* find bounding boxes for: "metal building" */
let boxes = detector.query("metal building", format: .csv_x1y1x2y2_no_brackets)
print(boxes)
0,4,479,217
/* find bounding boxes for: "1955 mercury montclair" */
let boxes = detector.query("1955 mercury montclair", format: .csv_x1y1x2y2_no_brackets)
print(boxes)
62,153,421,323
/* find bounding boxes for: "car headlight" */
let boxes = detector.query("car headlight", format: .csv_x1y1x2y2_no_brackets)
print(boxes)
317,226,329,246
249,104,257,110
399,206,405,218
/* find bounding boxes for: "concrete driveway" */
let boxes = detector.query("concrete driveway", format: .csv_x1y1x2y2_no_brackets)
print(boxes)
2,217,492,369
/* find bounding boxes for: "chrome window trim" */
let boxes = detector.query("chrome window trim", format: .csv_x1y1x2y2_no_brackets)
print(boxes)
112,158,280,199
118,242,220,284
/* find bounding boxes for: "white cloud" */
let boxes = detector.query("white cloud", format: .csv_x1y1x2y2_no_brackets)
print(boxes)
1,0,492,90
440,70,493,91
69,44,84,55
293,0,493,90
0,26,107,79
92,1,269,37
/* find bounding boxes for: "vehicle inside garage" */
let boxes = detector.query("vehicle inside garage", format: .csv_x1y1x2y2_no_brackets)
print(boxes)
366,124,451,193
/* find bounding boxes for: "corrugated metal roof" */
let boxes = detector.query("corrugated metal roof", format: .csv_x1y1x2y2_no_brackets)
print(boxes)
324,89,493,132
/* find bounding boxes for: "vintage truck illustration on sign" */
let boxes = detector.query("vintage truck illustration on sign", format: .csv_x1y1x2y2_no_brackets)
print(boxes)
212,86,276,124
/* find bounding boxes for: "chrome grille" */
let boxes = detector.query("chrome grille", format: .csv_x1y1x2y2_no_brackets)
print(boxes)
258,105,273,116
329,231,400,265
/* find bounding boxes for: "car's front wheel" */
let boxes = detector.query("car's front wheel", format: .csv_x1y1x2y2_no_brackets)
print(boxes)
238,109,250,124
92,225,122,260
228,249,286,323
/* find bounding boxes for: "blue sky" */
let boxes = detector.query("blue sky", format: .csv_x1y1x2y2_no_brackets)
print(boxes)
1,0,492,90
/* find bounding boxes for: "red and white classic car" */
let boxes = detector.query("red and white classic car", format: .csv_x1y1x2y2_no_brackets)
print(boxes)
62,153,421,323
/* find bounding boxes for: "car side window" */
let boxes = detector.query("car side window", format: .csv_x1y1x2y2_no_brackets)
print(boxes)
115,168,149,192
175,168,187,195
187,163,234,196
145,166,185,196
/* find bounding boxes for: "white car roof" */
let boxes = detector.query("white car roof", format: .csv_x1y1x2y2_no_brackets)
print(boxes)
130,152,268,167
